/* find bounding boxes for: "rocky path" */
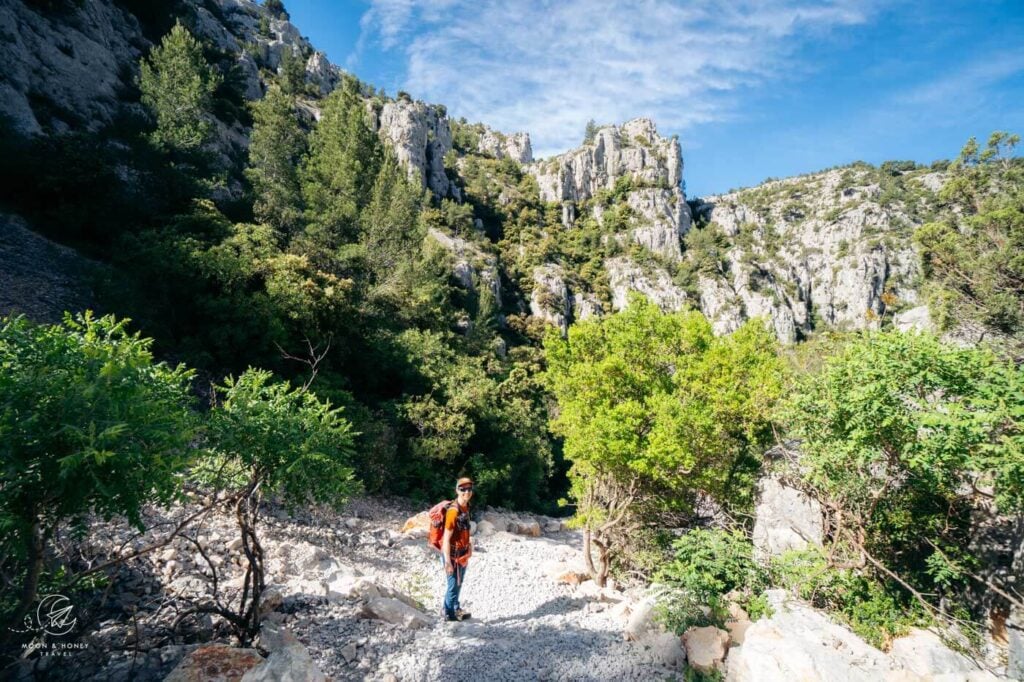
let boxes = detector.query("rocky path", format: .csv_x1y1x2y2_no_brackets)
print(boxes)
270,499,679,681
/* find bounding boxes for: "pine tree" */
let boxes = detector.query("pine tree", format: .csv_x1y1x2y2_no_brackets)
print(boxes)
139,21,221,153
278,46,306,96
300,75,382,249
361,152,425,281
246,86,306,235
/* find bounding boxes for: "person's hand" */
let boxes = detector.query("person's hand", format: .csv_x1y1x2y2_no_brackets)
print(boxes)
445,561,454,576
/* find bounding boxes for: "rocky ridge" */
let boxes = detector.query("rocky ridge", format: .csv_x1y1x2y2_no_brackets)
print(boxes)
1,0,942,343
693,164,942,342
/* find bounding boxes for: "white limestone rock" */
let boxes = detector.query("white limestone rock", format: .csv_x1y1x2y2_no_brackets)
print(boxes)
624,597,660,642
889,629,985,678
377,99,453,197
572,293,604,321
894,305,934,333
305,51,341,95
606,257,687,312
0,0,144,134
648,631,687,668
236,52,264,100
725,591,896,682
192,6,239,52
683,626,729,673
752,477,824,560
697,165,936,342
427,229,501,305
478,128,533,163
248,622,328,682
625,188,691,261
359,597,432,630
530,264,571,334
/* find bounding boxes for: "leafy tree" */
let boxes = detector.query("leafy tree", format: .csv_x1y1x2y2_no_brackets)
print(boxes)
783,330,1024,627
915,132,1024,355
300,75,382,255
246,86,306,235
544,296,782,584
139,21,221,153
201,369,358,642
0,313,195,625
583,119,598,144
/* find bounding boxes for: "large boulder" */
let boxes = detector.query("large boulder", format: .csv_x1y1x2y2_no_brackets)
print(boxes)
400,511,431,536
359,597,432,630
247,623,327,682
725,591,895,682
164,645,264,682
648,632,687,668
888,629,986,679
513,520,542,537
624,598,659,642
682,626,729,673
542,559,589,585
1009,607,1024,681
752,476,824,559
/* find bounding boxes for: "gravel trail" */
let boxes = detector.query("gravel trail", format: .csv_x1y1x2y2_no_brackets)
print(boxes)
269,499,678,682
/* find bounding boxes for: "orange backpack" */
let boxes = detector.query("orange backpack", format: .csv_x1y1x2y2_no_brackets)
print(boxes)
426,500,455,552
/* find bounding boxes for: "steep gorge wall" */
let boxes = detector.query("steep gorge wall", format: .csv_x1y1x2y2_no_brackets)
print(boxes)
1,0,940,344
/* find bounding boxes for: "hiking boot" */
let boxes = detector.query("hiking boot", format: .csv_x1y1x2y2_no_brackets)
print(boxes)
455,608,471,621
443,612,458,622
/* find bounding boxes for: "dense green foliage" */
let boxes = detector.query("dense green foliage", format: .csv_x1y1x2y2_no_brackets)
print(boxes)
0,313,195,621
783,330,1024,636
545,297,783,583
655,528,768,632
916,132,1024,355
139,22,221,153
111,34,556,511
205,368,359,507
246,86,306,234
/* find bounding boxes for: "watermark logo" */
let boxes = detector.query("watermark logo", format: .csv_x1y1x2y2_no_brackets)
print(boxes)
10,594,78,637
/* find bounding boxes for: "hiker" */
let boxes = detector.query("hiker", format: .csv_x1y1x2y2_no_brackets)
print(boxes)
439,476,474,621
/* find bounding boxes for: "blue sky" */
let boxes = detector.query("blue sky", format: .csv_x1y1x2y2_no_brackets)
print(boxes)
282,0,1024,197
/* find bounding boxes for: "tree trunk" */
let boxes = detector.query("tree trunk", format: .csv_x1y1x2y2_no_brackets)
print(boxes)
8,519,45,639
594,537,610,588
583,528,596,579
235,483,265,645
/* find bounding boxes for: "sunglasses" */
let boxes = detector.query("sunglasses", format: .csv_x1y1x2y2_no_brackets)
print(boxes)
458,486,474,492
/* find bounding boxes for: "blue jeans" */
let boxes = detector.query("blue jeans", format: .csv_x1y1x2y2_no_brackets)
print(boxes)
439,555,467,617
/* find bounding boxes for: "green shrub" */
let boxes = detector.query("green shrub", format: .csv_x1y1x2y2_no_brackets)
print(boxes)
654,528,767,632
0,313,195,624
771,548,923,649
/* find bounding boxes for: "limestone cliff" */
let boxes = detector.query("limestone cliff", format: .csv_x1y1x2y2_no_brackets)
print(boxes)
374,99,455,199
694,165,941,342
528,118,691,260
2,0,944,345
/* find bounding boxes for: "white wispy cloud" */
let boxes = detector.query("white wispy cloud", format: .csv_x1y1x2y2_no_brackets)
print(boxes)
352,0,873,157
894,48,1024,107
